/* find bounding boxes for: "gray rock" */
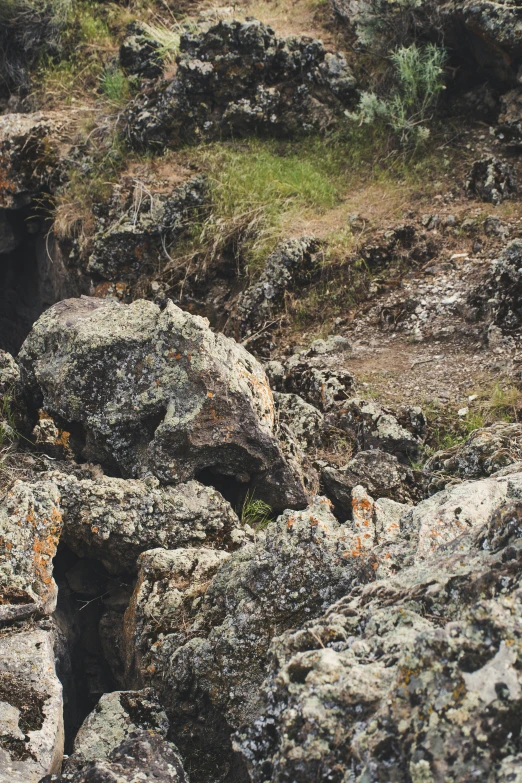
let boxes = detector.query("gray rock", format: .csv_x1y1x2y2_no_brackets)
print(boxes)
66,689,168,767
336,397,422,462
123,497,377,782
469,239,522,332
0,629,63,783
321,448,420,519
125,19,358,148
273,392,324,451
119,22,164,79
0,479,62,621
425,422,522,493
466,156,518,204
44,730,187,783
19,296,308,510
237,237,322,339
52,472,243,574
87,176,207,284
0,350,19,393
237,497,522,782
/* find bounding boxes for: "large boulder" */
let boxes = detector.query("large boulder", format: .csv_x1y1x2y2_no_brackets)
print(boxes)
125,19,358,148
0,628,63,783
0,479,62,621
237,498,522,782
123,497,378,782
52,472,243,574
18,297,308,510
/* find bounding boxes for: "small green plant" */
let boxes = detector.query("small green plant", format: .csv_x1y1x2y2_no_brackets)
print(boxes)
139,20,184,64
241,490,273,531
349,43,446,145
100,65,130,105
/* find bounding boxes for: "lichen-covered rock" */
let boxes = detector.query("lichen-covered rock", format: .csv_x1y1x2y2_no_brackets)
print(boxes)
237,498,522,782
19,296,308,510
321,448,419,518
124,19,358,148
0,479,62,621
65,689,168,768
401,470,522,563
0,628,63,783
43,730,187,783
52,472,242,573
498,86,522,146
0,113,68,208
273,392,324,450
0,350,19,393
237,238,322,339
334,0,522,82
123,497,377,781
468,240,522,331
336,397,422,462
87,177,207,284
119,22,164,79
425,422,522,493
466,156,518,204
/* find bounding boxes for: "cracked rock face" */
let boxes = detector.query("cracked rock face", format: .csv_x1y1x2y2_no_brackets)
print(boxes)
237,498,522,783
468,240,522,333
19,296,308,510
0,479,62,621
52,472,243,574
0,629,63,783
125,19,358,148
123,497,378,781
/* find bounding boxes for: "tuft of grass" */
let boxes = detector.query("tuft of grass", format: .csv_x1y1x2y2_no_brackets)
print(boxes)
100,65,131,105
241,490,273,531
139,20,184,64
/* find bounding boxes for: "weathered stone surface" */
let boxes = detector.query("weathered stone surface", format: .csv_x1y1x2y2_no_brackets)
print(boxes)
401,470,522,563
0,628,63,783
0,113,68,208
334,0,522,82
123,498,377,781
120,22,164,79
19,296,308,510
51,472,242,573
237,238,322,338
125,19,358,148
0,350,19,393
43,730,187,783
498,86,522,146
466,156,518,204
468,240,522,331
66,689,168,767
321,448,420,519
273,392,324,451
87,176,207,284
425,422,522,493
237,498,522,782
0,479,62,621
336,397,422,462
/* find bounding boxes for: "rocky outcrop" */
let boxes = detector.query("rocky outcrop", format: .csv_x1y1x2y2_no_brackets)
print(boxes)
125,19,358,148
53,472,243,573
321,448,420,519
120,22,164,79
334,0,522,83
468,239,522,331
87,176,208,284
18,296,308,510
0,628,63,783
0,479,62,621
465,156,518,204
425,421,522,492
0,113,69,209
237,237,323,340
123,497,378,781
237,497,522,782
